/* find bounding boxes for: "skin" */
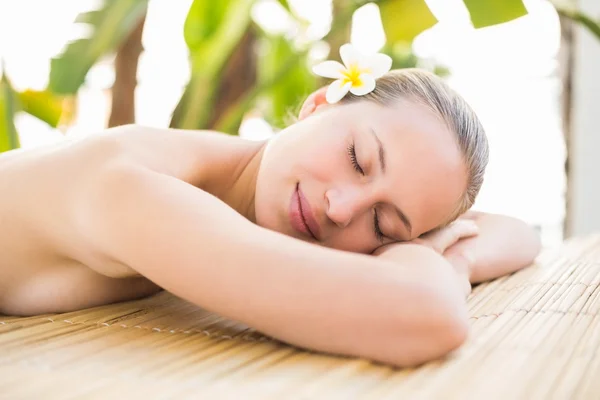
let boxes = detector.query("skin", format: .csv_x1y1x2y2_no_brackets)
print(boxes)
254,97,467,253
0,87,541,367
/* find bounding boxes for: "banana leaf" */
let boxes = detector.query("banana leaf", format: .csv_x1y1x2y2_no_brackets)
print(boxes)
379,0,438,43
171,0,255,130
379,0,530,44
462,0,527,28
276,0,292,13
17,90,71,128
184,0,231,50
0,71,20,153
257,35,316,129
49,0,149,95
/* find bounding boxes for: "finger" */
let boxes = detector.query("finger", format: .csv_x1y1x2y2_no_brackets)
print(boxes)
426,220,478,253
453,219,479,239
464,280,472,297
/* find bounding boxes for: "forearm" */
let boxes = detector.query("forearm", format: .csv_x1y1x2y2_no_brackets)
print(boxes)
82,164,469,367
231,241,469,366
446,212,541,283
152,230,469,367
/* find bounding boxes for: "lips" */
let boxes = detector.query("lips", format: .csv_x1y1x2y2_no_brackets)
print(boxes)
289,183,321,241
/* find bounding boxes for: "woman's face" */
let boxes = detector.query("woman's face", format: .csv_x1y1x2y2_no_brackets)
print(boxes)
254,98,468,254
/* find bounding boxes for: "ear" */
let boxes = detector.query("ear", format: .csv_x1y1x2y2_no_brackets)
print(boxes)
298,86,329,120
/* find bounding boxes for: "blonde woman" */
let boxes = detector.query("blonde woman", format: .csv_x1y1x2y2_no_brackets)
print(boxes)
0,49,540,367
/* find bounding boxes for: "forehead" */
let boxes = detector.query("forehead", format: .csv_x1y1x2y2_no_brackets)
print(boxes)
344,100,468,234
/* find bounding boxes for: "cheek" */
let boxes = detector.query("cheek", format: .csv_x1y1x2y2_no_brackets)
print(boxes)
306,156,342,182
325,215,376,254
301,139,348,182
403,181,465,233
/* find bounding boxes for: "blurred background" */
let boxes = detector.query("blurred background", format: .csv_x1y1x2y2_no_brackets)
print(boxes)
0,0,599,247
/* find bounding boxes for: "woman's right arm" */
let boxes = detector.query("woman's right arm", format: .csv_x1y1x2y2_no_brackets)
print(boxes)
74,159,469,367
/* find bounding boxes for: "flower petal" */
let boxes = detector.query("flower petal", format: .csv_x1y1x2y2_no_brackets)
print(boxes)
312,60,345,79
349,73,376,96
340,43,362,69
362,53,392,78
326,79,352,104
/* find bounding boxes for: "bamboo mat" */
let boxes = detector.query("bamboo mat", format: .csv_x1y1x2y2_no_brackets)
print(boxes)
2,236,600,399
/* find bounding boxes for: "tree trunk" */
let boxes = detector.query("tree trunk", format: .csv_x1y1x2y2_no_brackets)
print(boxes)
326,0,354,63
559,14,574,237
108,14,146,128
206,27,257,129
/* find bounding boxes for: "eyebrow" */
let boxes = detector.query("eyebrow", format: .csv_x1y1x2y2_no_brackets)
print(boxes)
370,127,413,236
370,128,386,173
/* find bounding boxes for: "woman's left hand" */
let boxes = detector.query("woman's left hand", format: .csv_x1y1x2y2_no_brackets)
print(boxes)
406,219,479,255
374,219,478,296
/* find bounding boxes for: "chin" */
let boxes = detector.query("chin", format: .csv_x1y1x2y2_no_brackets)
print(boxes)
254,206,280,233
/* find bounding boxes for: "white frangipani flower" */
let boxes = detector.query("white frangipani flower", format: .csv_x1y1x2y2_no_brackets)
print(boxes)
312,44,392,104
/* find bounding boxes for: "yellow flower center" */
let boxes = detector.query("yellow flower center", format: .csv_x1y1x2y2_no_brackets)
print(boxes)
341,64,363,86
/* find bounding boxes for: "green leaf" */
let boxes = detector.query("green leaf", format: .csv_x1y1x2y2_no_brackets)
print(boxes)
379,0,438,43
17,90,70,128
49,0,149,94
0,70,20,153
214,39,308,134
382,42,419,70
172,0,255,129
462,0,527,29
184,1,230,50
554,5,600,41
257,35,316,129
276,0,292,13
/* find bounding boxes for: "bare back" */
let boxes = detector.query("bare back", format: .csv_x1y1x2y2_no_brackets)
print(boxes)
0,125,257,315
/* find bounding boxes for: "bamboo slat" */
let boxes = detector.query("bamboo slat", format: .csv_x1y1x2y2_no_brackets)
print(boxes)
2,235,600,399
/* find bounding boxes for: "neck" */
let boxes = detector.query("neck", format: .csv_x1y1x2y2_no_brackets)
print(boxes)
214,139,268,223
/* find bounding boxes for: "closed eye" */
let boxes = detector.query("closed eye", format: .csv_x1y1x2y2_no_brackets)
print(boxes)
347,142,364,175
348,142,386,242
374,209,385,243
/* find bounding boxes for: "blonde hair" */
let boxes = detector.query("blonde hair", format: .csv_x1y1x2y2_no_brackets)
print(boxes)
341,68,489,223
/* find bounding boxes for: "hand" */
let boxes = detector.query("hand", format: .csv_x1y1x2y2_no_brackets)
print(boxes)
410,219,478,297
407,219,479,255
373,220,478,297
444,247,475,297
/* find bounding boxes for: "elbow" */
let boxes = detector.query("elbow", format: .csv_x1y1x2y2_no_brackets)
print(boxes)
383,246,470,367
508,215,543,264
529,228,543,262
371,281,469,368
427,304,470,362
517,221,543,267
391,298,469,367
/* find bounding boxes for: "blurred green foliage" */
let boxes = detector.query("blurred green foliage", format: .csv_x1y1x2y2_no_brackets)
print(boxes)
1,0,599,152
379,0,438,43
256,35,317,129
49,0,150,95
463,0,527,28
172,0,255,129
0,68,19,152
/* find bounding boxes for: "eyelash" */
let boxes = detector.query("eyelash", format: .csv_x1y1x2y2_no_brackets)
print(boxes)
347,143,364,175
374,210,385,243
347,142,384,243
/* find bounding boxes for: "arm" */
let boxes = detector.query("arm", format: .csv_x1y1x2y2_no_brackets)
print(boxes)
375,220,479,297
74,160,469,367
444,211,541,284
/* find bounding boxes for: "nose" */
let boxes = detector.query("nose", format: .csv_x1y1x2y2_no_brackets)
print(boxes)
325,185,372,229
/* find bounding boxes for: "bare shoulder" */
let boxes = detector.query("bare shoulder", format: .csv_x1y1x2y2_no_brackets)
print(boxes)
0,126,258,314
0,126,197,273
91,124,255,185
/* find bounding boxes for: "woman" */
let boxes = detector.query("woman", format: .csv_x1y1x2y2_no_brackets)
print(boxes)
0,67,540,367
